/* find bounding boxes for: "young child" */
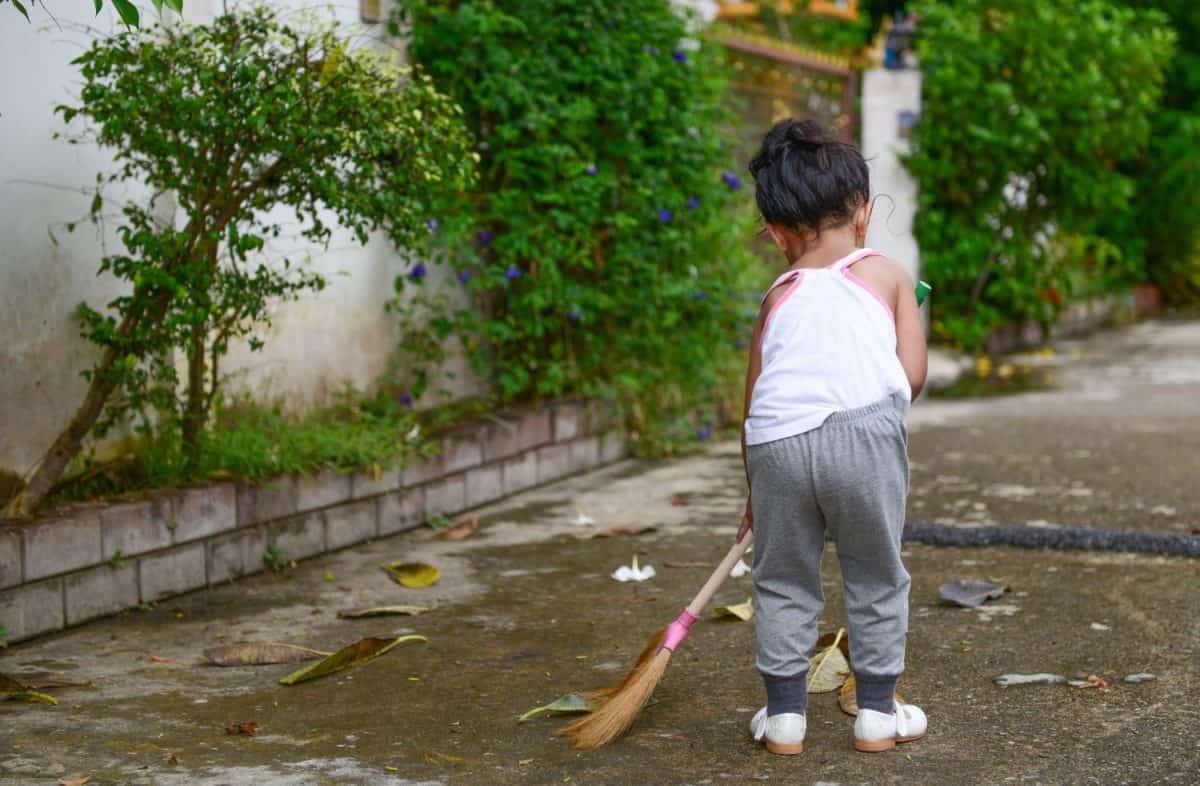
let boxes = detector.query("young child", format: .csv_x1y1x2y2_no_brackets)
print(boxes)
737,118,928,755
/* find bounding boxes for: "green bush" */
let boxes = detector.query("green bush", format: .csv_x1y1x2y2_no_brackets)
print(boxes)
7,4,474,517
391,0,763,448
1119,0,1200,302
906,0,1174,350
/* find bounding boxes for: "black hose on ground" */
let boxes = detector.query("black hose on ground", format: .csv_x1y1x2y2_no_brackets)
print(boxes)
902,521,1200,558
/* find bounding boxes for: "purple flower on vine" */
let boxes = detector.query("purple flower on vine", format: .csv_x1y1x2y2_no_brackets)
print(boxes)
722,170,743,190
693,290,708,302
457,269,472,285
505,265,522,281
476,229,495,248
686,196,700,210
697,425,712,441
657,208,673,224
644,45,659,56
586,164,598,175
400,392,414,407
425,218,440,232
673,50,687,63
567,306,583,323
409,263,427,282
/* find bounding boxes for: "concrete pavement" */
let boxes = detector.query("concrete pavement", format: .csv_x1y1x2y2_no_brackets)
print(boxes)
2,320,1199,786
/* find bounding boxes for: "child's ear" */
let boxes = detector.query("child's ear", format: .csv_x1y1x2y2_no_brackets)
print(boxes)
765,224,788,252
854,202,873,245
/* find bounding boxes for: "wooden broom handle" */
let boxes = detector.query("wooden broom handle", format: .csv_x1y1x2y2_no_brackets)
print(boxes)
685,532,754,617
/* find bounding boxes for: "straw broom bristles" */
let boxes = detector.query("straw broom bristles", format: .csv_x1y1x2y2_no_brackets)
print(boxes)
559,633,672,749
559,535,756,749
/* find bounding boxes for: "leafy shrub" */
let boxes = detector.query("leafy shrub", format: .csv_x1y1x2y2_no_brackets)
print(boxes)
1118,0,1200,302
7,4,474,516
391,0,763,446
906,0,1174,350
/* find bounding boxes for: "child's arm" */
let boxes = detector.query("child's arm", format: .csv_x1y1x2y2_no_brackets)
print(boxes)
893,270,928,399
737,292,777,542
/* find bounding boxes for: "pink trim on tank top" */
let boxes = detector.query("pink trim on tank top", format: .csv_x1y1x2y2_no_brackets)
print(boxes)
761,270,804,336
843,269,895,320
838,248,894,321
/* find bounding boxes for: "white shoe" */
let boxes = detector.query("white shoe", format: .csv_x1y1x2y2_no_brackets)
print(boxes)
750,706,806,755
854,700,927,752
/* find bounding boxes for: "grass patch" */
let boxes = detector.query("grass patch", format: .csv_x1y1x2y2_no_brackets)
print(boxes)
48,391,493,506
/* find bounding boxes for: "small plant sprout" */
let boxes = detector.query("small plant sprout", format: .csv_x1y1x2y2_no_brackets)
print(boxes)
110,549,127,570
262,545,288,573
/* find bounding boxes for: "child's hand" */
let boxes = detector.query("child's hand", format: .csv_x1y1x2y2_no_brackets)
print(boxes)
737,498,754,543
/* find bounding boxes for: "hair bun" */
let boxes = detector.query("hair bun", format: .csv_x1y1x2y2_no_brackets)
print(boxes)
783,119,829,151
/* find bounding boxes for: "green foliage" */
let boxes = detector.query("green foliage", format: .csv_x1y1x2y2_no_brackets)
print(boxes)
391,0,764,446
4,0,181,27
109,548,127,570
262,544,287,572
56,4,474,465
50,390,426,503
906,0,1175,349
1118,0,1200,301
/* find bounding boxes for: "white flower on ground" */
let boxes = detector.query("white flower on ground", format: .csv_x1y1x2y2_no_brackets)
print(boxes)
611,554,656,583
730,559,750,578
573,507,595,527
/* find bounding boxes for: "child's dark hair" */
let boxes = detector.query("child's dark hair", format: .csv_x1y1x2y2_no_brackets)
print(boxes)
748,119,869,234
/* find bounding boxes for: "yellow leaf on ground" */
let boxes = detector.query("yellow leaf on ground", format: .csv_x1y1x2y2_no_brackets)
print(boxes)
58,778,90,786
712,599,754,621
203,642,329,666
380,561,440,588
838,674,907,716
280,635,427,685
808,628,850,693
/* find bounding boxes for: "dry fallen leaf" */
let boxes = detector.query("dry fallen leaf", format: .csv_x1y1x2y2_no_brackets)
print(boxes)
712,599,754,621
663,561,710,569
1069,674,1111,692
0,672,59,705
808,628,851,693
280,635,427,685
380,561,440,588
519,693,598,722
838,674,907,716
572,524,657,541
18,677,90,690
436,516,479,541
58,778,90,786
337,605,433,619
146,655,173,664
203,642,329,667
225,721,259,736
670,495,689,506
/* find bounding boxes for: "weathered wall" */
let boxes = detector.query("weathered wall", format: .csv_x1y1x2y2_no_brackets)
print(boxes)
862,67,922,283
0,1,479,478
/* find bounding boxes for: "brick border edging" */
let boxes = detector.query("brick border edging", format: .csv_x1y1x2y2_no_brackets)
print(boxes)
0,401,627,644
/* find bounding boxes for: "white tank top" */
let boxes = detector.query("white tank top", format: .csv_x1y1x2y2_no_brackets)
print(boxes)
744,248,911,446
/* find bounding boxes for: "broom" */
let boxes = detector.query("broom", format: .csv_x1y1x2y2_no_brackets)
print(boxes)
559,533,755,749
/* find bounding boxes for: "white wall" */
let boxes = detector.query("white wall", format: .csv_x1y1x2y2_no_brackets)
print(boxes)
0,0,476,477
861,68,922,283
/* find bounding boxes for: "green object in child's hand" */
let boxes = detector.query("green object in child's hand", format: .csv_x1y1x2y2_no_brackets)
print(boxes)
915,280,932,306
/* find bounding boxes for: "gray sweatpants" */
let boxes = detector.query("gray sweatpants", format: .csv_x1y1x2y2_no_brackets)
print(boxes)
748,394,911,712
